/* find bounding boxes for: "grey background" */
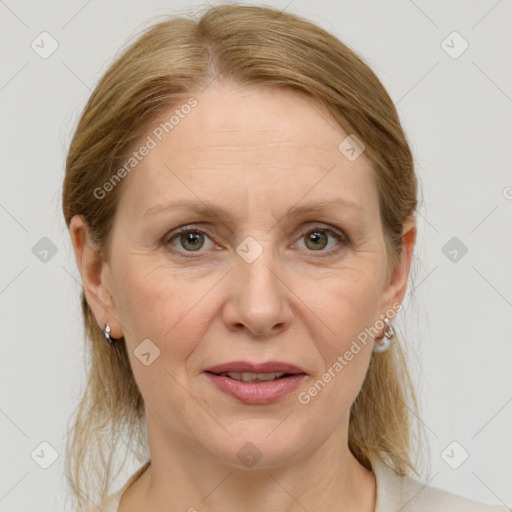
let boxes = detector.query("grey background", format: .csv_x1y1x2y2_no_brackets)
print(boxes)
0,0,511,510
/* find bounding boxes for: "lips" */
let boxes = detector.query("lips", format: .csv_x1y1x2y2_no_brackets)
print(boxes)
204,361,306,375
203,361,307,405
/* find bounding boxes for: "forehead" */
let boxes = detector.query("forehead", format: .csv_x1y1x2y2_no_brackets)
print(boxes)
161,84,352,160
116,83,378,220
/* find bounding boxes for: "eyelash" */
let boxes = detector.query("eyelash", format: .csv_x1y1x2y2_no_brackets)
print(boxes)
163,224,349,258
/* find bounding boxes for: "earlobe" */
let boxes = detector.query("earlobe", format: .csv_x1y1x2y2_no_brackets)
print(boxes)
69,215,123,338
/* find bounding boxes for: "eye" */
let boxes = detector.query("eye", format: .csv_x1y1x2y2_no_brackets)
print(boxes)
165,226,216,253
296,226,346,255
163,224,348,257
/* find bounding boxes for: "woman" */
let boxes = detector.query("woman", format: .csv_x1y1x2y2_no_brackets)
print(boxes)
62,4,507,511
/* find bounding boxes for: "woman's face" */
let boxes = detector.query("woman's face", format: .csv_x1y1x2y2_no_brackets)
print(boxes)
93,83,414,468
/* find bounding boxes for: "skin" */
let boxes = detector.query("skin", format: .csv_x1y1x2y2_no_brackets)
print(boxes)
70,82,416,512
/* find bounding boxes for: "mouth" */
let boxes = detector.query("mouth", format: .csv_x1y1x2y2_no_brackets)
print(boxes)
205,371,300,382
204,360,307,376
203,361,307,405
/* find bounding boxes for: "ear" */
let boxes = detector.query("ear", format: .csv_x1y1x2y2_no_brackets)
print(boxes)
378,216,416,317
69,215,124,339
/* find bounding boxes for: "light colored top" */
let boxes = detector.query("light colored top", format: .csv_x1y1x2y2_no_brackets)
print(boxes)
86,457,508,511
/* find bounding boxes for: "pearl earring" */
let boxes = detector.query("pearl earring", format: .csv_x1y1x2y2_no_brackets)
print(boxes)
372,317,395,353
103,322,115,344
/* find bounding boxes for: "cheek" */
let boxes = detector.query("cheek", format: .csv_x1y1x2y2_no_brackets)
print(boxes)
112,261,211,363
296,264,381,411
304,264,382,362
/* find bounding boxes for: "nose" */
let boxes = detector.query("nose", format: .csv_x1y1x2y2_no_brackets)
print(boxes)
222,243,293,338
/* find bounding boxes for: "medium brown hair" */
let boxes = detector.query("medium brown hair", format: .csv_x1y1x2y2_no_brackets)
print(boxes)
62,4,423,509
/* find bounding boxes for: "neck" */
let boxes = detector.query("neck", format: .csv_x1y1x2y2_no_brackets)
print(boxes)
120,412,376,512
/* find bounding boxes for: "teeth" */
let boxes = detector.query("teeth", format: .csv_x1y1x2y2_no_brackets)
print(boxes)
222,372,286,382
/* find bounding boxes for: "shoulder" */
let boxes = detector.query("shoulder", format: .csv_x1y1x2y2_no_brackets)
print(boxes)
397,474,508,511
371,456,508,512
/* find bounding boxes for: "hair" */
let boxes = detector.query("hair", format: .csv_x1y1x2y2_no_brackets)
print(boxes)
62,4,424,510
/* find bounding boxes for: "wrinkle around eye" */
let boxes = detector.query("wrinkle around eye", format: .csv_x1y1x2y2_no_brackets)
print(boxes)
160,223,355,261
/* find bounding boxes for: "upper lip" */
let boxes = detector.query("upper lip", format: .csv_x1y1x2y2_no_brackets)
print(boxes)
204,361,307,375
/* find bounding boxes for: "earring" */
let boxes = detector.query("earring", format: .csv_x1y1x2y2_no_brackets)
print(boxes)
373,317,395,353
103,322,115,345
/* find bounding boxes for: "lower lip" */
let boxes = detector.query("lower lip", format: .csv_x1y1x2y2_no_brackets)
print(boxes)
204,372,307,405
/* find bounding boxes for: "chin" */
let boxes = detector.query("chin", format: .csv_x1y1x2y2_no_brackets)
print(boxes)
203,420,318,470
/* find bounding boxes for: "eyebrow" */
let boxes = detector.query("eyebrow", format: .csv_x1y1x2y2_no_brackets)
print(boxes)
143,197,362,223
